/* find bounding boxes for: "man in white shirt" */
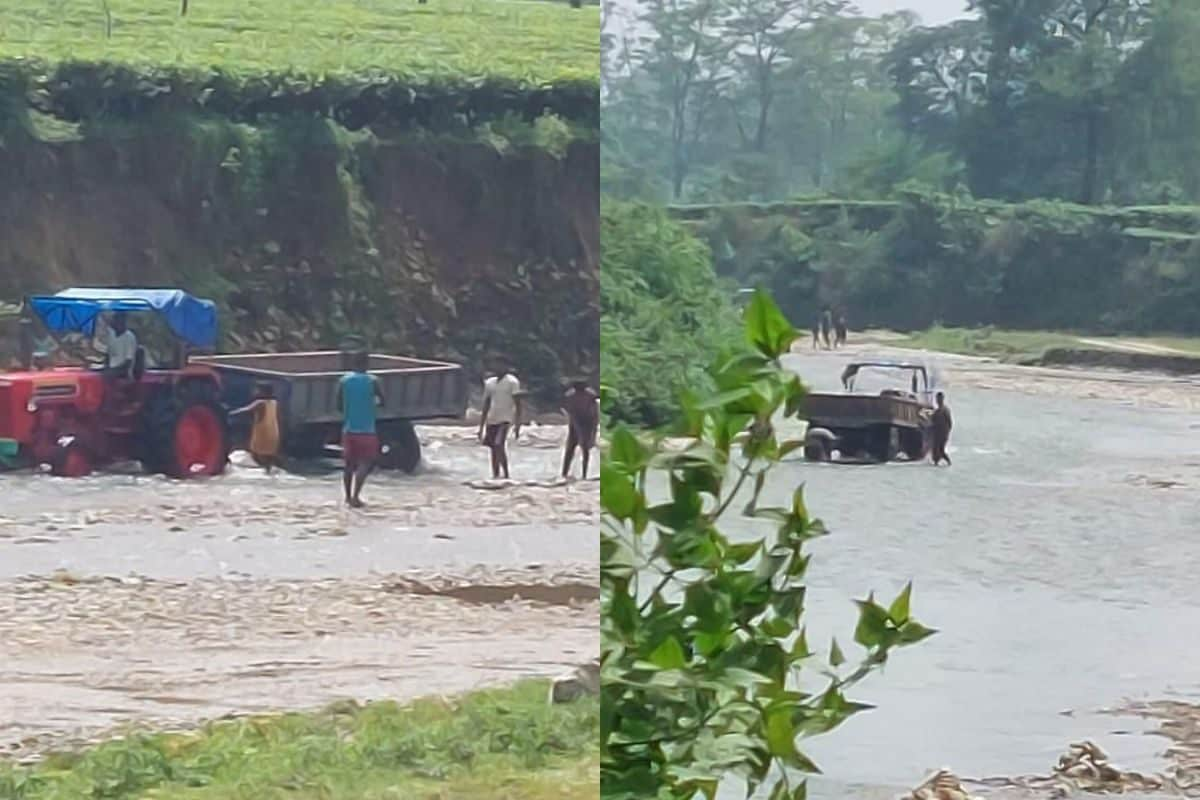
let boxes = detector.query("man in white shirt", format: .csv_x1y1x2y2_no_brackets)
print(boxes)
98,312,138,380
478,360,523,479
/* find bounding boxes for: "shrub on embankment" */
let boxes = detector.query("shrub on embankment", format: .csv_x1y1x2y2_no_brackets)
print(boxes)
680,190,1200,335
600,201,738,427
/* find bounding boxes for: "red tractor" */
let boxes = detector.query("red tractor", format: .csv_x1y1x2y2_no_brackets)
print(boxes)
0,288,230,478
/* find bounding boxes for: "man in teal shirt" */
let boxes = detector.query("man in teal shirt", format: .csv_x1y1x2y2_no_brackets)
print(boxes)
337,350,385,507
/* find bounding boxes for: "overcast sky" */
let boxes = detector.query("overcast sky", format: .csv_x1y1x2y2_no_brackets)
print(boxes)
854,0,969,25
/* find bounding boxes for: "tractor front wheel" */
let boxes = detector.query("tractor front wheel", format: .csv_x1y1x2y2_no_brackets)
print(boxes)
50,443,92,478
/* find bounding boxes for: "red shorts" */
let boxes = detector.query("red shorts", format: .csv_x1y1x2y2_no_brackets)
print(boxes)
342,433,379,468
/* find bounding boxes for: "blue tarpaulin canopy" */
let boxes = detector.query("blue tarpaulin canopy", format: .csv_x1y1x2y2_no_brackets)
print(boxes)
28,288,218,349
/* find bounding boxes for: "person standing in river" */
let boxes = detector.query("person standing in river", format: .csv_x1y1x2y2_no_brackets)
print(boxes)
337,350,385,507
931,391,953,466
820,306,833,350
835,310,848,348
561,379,598,480
230,381,282,473
478,359,523,479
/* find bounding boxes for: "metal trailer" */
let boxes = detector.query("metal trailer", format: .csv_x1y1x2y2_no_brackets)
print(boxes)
194,351,468,472
800,361,935,463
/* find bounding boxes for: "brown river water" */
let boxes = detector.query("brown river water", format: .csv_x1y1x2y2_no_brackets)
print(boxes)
0,425,598,759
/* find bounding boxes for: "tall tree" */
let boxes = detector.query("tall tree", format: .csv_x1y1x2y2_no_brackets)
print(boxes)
725,0,847,152
635,0,733,198
1034,0,1153,202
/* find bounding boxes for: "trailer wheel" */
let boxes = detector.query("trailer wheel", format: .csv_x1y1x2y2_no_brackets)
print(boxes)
804,428,835,462
867,425,900,463
900,427,930,461
378,420,421,473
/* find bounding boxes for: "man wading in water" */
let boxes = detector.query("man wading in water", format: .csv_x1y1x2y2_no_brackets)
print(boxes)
338,351,385,507
931,391,953,466
479,360,523,479
561,379,598,480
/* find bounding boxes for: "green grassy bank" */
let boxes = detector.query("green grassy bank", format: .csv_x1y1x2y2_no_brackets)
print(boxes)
891,326,1200,364
0,682,598,800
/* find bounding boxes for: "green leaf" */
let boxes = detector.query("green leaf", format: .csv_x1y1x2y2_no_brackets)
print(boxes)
791,628,812,659
744,289,798,359
764,704,798,760
761,615,795,638
609,426,648,472
600,464,637,520
889,583,913,625
853,594,892,649
829,638,845,667
898,620,937,645
648,636,688,669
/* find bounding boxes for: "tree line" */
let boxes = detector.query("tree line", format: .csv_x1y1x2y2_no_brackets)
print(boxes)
602,0,1200,206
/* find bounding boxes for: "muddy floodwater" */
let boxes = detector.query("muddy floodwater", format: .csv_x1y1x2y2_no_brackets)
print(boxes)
724,345,1200,799
0,425,598,758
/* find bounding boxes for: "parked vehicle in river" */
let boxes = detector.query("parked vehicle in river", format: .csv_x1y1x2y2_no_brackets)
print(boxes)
800,360,935,463
195,351,467,473
0,288,230,477
2,288,469,477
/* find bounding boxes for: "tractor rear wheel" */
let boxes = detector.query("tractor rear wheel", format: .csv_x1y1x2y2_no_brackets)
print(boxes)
143,391,230,478
378,420,421,473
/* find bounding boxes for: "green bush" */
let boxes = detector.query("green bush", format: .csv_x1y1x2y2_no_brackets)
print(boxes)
601,291,933,799
600,201,739,427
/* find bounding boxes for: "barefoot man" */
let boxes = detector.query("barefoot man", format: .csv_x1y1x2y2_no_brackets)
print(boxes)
561,379,599,480
478,360,522,479
338,350,385,507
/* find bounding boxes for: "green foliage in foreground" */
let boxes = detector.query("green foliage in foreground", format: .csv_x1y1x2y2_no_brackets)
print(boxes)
600,291,934,799
601,201,739,428
0,681,597,800
0,0,599,85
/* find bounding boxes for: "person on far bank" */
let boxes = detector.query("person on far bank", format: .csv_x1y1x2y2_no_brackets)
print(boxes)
835,310,848,348
820,306,834,349
931,391,953,466
478,361,522,480
230,381,282,473
338,351,385,507
561,379,599,480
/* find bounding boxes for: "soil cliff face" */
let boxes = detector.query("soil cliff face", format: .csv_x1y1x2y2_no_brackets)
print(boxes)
0,119,599,401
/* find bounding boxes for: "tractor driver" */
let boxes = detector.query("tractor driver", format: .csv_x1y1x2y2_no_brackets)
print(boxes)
97,312,138,380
